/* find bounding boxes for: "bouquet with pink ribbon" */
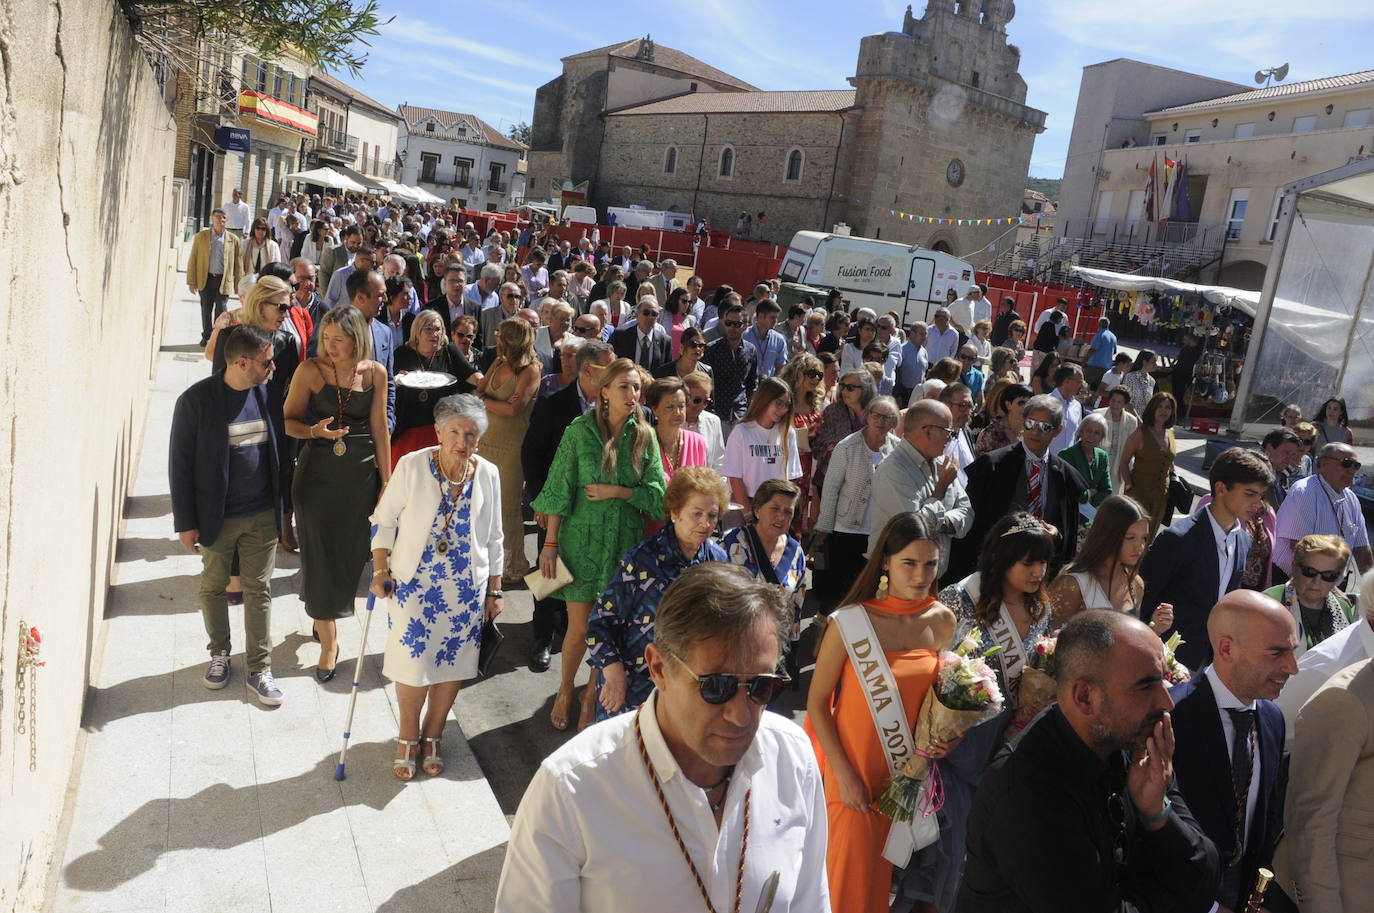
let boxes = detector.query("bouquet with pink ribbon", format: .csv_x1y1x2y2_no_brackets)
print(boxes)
876,631,1004,823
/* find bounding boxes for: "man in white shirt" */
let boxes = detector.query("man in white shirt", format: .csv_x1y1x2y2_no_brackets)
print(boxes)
267,196,286,241
948,284,990,338
495,562,830,913
1273,442,1373,576
1048,363,1085,454
938,382,976,487
1275,568,1374,749
874,315,903,394
925,308,960,363
224,188,251,236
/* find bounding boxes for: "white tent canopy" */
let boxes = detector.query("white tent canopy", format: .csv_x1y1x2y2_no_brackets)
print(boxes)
404,184,445,205
377,180,421,203
282,166,367,193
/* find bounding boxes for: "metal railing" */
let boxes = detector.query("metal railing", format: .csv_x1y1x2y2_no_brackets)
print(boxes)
488,178,508,194
1058,218,1224,249
316,128,359,157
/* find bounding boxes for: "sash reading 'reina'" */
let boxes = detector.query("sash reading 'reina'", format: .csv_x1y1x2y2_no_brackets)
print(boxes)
958,574,1029,702
833,605,937,864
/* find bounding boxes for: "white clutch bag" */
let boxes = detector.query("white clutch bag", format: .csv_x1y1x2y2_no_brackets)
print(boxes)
524,556,573,600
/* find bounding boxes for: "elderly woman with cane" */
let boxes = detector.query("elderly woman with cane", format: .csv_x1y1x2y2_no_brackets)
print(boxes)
369,394,504,780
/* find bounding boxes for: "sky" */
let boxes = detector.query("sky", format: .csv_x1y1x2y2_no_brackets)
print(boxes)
344,0,1374,180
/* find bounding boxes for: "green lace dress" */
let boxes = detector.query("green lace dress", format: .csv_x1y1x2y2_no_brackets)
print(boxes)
530,412,666,602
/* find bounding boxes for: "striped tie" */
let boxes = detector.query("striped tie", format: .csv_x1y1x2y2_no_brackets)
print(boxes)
1028,458,1045,518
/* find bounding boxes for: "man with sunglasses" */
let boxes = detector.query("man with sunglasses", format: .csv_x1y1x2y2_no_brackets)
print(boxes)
1275,568,1374,750
951,394,1086,582
701,299,759,435
960,610,1218,913
496,563,830,913
170,326,292,705
610,298,672,373
1274,442,1373,578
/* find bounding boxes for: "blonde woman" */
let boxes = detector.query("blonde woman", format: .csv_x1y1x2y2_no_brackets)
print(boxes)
779,353,826,531
531,358,666,730
475,318,541,581
283,306,390,682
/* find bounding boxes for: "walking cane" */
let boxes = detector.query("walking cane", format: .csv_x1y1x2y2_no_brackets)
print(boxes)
334,583,388,780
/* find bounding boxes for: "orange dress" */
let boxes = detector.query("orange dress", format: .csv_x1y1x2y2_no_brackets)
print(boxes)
819,597,941,913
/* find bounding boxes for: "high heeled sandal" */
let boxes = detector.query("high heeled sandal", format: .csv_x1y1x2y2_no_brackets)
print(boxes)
421,736,444,777
393,738,419,781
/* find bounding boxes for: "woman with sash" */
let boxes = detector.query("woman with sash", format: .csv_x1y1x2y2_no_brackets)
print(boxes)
896,513,1054,912
806,513,958,913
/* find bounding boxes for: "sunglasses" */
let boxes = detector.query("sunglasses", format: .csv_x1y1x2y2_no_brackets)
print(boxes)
1331,457,1362,470
803,370,823,380
685,340,707,349
1024,419,1057,434
573,325,598,334
453,332,476,340
668,652,790,706
1297,564,1342,583
723,320,744,328
839,382,863,392
924,424,958,440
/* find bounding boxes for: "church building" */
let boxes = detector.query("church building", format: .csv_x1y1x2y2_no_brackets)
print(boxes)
526,1,1046,262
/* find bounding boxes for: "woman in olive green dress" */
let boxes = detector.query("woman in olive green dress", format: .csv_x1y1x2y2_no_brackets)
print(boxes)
1120,392,1177,539
532,357,666,730
284,306,391,681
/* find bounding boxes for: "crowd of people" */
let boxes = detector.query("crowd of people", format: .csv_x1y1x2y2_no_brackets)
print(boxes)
173,190,1373,912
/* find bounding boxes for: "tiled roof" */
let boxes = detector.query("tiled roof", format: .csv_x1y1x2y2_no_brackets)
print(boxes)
564,39,757,91
1149,69,1374,115
309,70,399,121
609,89,857,116
396,104,527,151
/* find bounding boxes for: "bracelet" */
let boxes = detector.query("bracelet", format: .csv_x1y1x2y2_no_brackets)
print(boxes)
1140,796,1173,826
309,425,316,438
374,567,390,576
543,540,558,549
486,590,504,599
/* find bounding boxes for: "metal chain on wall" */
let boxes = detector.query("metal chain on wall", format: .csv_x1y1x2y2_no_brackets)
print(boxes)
16,622,42,771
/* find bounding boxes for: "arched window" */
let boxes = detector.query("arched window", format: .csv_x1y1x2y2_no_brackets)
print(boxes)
785,149,803,181
718,146,734,178
664,146,678,174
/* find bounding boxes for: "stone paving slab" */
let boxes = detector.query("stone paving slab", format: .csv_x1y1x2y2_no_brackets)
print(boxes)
47,284,509,913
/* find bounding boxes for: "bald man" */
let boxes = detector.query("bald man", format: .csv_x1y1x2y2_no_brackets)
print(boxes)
868,398,971,576
1169,590,1298,913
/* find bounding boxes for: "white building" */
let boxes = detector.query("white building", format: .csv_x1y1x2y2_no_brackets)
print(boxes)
397,104,527,211
305,70,402,193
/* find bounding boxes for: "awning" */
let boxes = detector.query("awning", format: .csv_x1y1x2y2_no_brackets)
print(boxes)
282,166,367,193
329,163,389,194
406,185,446,205
377,180,421,203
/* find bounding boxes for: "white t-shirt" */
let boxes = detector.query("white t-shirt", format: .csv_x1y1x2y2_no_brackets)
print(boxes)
723,420,802,497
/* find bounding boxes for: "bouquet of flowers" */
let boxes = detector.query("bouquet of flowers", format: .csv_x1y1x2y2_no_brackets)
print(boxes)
876,631,1004,823
1162,631,1192,685
1008,630,1060,735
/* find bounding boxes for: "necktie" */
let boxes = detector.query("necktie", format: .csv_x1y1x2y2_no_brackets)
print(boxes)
639,334,651,368
1226,707,1256,864
1027,458,1045,518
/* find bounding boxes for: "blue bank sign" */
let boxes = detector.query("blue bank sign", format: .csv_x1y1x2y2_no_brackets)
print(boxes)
214,126,251,154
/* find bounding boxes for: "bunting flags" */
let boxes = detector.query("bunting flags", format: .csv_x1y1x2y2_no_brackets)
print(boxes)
873,206,1032,225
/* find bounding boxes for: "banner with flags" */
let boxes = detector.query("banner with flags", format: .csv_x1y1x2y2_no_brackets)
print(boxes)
1159,156,1178,222
1144,154,1157,223
1173,158,1192,223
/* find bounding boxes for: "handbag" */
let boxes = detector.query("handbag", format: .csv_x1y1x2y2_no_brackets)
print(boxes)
1168,473,1199,514
477,620,505,677
524,555,573,600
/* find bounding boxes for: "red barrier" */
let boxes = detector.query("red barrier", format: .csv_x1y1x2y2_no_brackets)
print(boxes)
976,273,1097,340
695,247,784,294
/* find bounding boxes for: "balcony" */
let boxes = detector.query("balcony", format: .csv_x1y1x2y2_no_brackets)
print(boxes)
983,218,1225,286
452,175,472,189
489,178,508,194
314,127,359,160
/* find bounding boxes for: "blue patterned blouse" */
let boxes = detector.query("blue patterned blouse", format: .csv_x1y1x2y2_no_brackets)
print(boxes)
723,525,807,639
585,524,727,720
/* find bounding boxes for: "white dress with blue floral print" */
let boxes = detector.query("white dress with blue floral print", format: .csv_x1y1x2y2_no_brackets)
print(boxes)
382,459,484,686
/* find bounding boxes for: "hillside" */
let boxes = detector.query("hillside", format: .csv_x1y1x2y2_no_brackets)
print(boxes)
1026,177,1062,204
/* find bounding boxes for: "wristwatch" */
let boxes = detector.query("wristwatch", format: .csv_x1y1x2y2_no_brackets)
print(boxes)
486,590,504,600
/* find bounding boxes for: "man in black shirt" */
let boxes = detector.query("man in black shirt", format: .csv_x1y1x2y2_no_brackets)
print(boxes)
960,610,1219,913
700,298,757,435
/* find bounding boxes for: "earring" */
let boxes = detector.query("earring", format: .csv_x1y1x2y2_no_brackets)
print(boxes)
877,572,889,599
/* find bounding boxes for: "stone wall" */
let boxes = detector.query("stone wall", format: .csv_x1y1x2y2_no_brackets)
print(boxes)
596,111,854,244
0,0,176,908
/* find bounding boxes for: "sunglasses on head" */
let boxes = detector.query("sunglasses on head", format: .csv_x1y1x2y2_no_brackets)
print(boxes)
1297,564,1342,583
1024,419,1056,434
668,651,790,705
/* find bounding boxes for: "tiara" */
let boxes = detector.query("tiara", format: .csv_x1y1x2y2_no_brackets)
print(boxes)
1001,515,1047,537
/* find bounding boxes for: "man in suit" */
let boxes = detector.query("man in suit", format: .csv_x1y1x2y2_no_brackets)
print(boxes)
479,282,526,349
187,208,245,346
647,258,680,305
1277,654,1374,913
547,239,573,274
1143,447,1274,670
344,268,396,434
614,245,635,272
951,394,1086,583
319,224,360,293
1170,590,1297,913
521,339,615,671
611,298,671,373
169,325,291,705
411,262,470,339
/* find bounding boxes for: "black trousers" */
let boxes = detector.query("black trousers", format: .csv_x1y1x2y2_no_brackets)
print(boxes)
198,276,228,341
818,531,869,614
530,523,567,646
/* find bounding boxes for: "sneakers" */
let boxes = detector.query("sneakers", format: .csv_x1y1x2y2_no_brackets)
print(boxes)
245,669,284,706
203,653,231,689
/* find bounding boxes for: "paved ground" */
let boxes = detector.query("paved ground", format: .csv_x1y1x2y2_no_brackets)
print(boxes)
47,286,509,913
47,280,1228,912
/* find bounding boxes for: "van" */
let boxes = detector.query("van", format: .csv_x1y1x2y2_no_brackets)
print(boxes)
778,231,977,325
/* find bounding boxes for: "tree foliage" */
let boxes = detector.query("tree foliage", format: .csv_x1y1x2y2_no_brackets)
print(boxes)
121,0,390,79
507,120,531,145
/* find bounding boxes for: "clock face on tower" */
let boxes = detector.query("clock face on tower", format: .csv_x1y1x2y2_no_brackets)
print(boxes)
947,159,965,187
